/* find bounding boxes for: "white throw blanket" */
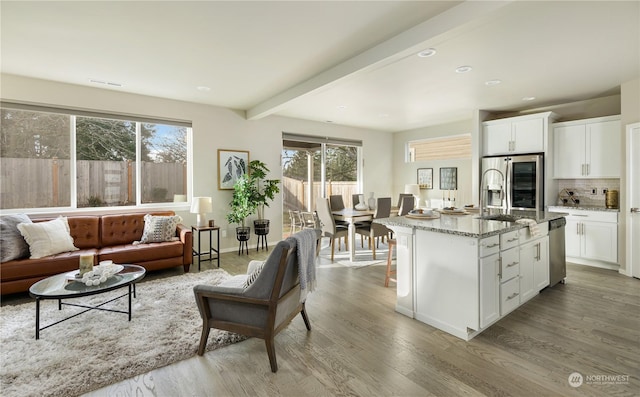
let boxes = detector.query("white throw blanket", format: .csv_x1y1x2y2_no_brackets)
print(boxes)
288,229,318,303
516,218,541,238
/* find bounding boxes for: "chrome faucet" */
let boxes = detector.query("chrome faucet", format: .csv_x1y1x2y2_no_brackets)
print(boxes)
480,168,506,216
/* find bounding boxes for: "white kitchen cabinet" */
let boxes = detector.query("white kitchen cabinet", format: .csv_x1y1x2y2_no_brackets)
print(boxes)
519,236,549,303
554,208,618,264
553,116,621,178
483,112,556,156
480,252,500,328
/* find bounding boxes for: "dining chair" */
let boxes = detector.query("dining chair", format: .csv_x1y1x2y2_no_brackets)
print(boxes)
398,195,415,216
299,211,318,229
315,198,348,261
397,193,413,208
329,195,345,211
352,194,360,209
288,210,303,234
356,197,391,259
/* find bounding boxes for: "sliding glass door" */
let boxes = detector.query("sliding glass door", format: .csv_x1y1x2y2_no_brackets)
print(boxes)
282,134,361,237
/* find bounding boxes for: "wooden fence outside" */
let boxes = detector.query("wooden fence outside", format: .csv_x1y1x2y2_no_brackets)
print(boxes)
1,158,186,209
282,176,358,211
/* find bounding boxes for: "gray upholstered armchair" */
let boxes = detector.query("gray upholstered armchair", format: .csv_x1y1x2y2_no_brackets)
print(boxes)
193,229,320,372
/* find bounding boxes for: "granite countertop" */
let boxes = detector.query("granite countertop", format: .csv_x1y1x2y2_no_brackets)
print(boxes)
376,209,567,239
547,205,619,212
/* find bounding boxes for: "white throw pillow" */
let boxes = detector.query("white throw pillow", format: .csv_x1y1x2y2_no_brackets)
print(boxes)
138,214,182,244
17,217,79,259
243,261,265,289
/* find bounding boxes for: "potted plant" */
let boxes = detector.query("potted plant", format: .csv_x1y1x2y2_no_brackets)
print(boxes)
226,160,280,252
248,160,280,221
226,174,256,246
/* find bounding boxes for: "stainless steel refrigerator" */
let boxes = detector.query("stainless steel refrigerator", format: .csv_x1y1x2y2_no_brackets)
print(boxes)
481,153,544,211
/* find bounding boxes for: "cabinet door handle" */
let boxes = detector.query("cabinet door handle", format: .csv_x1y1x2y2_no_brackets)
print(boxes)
486,243,499,248
632,208,640,213
507,261,519,268
507,292,519,301
536,243,541,261
586,163,590,175
507,237,518,243
498,257,502,279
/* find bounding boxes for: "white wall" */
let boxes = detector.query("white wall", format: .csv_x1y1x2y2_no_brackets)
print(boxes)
392,119,473,208
0,74,393,251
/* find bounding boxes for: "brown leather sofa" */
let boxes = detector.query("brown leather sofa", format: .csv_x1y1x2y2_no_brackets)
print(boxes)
1,211,192,295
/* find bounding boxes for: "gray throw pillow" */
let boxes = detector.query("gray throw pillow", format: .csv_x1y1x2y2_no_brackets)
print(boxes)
0,214,32,262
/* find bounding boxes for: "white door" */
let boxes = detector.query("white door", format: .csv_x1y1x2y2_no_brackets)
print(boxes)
627,123,640,278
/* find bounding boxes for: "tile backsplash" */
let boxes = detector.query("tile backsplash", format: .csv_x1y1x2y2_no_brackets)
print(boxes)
555,179,620,207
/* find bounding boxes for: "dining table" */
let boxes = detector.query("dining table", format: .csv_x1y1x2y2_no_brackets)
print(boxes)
332,207,398,262
331,208,374,262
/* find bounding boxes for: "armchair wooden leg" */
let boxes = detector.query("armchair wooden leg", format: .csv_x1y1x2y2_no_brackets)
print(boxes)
197,325,210,356
265,337,278,373
300,305,311,330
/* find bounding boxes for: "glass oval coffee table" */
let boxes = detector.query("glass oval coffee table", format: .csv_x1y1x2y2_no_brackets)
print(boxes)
29,264,146,339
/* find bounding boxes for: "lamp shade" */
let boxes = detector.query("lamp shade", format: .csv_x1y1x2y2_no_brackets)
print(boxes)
404,184,420,197
191,197,212,227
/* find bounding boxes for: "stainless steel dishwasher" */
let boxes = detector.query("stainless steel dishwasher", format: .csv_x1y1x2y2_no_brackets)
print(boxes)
548,217,567,286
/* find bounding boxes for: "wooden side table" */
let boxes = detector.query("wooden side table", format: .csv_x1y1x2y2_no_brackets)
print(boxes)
191,226,220,270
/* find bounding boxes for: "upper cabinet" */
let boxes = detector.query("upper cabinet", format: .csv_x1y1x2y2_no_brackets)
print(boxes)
482,112,557,156
553,116,621,179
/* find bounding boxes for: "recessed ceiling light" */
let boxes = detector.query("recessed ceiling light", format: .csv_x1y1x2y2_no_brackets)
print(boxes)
485,79,502,86
337,105,347,110
325,120,334,123
417,48,436,58
522,96,536,101
455,65,472,73
196,86,211,92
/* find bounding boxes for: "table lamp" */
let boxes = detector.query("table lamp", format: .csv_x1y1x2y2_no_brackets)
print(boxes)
404,184,420,207
190,197,212,227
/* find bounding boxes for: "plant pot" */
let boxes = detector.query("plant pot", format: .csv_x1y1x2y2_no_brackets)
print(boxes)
254,219,270,236
236,226,251,241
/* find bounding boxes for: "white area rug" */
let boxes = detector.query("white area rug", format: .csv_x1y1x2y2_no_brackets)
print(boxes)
318,237,391,268
0,269,245,397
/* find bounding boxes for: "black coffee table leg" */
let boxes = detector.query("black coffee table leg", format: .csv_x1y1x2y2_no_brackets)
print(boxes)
35,298,40,340
128,284,132,321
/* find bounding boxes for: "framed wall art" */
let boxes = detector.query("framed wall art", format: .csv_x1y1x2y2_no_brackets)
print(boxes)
417,168,433,189
218,149,249,190
439,167,457,190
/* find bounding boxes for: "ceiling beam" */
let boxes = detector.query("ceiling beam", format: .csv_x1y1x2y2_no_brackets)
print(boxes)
246,0,513,121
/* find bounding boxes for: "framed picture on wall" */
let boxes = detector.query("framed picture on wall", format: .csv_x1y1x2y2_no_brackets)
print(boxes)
218,149,249,190
439,167,457,190
417,168,433,189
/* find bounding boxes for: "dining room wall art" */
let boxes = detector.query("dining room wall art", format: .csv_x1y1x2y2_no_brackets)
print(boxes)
439,167,457,190
218,149,249,190
417,168,433,189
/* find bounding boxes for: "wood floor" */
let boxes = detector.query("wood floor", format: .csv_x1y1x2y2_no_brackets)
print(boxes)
6,242,639,396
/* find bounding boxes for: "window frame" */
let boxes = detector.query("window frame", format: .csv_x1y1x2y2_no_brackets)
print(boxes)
0,103,192,215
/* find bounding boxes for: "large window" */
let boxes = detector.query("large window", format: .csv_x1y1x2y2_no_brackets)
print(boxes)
407,134,471,162
1,106,190,211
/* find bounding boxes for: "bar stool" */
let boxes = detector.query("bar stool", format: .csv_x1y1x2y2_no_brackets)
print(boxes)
385,239,397,287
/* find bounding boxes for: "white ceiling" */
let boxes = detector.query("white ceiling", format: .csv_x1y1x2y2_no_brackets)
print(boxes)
1,1,638,132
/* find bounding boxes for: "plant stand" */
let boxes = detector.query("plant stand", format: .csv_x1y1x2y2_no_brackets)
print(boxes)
236,226,250,255
254,219,270,251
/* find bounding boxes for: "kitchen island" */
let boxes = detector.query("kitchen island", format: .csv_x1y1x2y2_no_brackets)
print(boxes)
375,210,566,341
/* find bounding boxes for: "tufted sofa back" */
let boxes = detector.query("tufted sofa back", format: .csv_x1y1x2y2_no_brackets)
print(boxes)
33,216,100,249
100,211,175,247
